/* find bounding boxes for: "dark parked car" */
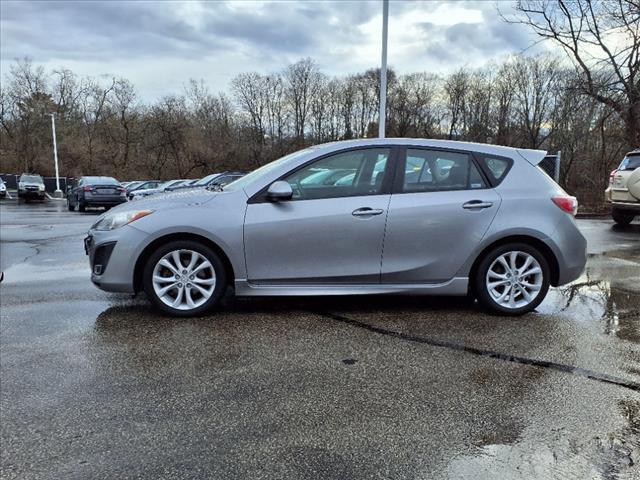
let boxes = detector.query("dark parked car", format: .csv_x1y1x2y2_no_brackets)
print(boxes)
67,176,126,212
18,174,46,201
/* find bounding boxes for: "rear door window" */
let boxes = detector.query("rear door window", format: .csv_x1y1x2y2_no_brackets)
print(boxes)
402,149,486,193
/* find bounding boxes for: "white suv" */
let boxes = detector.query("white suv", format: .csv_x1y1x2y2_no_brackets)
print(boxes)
605,149,640,225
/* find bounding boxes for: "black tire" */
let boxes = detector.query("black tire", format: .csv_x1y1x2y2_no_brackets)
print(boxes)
77,199,86,212
612,208,635,226
143,240,227,317
474,243,550,316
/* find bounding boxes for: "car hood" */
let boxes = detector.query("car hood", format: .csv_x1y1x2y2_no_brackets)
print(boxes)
113,188,219,213
20,182,43,187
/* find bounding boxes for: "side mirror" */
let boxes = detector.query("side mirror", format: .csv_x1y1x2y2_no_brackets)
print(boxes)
267,181,293,201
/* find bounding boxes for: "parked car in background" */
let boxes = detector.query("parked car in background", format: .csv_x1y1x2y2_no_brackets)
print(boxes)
67,176,126,212
164,178,201,192
129,179,190,200
605,148,640,225
18,174,46,201
0,178,7,198
174,171,246,192
205,172,246,190
85,139,586,318
126,180,161,199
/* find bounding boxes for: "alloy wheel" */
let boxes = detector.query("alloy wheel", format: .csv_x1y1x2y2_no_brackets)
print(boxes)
485,251,543,309
151,249,216,311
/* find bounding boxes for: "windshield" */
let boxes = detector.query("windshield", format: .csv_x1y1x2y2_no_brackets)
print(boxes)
223,148,315,192
619,154,640,171
84,176,118,185
20,175,43,183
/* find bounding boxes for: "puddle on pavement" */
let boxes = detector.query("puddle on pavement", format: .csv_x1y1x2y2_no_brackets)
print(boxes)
542,278,640,344
540,246,640,344
447,399,640,479
1,259,90,284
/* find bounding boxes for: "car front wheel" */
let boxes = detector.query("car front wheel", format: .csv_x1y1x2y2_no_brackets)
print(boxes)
474,243,550,316
143,240,227,317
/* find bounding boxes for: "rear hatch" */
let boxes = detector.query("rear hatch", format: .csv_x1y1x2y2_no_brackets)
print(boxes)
86,183,124,197
611,153,640,202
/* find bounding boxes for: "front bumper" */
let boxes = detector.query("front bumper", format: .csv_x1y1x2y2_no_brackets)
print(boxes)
18,189,45,199
85,225,149,293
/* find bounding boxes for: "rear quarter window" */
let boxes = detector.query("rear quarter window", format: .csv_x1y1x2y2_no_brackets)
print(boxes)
619,154,640,171
476,155,513,186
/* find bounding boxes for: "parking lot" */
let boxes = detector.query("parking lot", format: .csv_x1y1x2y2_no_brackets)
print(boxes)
1,199,639,479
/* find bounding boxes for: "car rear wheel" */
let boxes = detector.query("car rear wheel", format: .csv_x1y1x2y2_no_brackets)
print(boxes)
474,243,550,316
612,208,635,226
76,198,86,212
143,240,227,317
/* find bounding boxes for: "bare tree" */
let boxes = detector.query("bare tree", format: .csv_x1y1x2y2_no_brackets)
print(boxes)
284,58,322,142
444,69,469,139
507,0,640,149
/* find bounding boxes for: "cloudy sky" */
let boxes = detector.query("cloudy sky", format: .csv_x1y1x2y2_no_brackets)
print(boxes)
1,0,552,101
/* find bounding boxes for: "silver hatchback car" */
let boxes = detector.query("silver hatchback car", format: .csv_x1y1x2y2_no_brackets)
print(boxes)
85,139,587,316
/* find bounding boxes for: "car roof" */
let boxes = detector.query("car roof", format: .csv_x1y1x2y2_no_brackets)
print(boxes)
310,138,547,165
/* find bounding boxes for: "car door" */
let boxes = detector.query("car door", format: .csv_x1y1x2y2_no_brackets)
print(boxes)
244,147,395,284
382,147,501,283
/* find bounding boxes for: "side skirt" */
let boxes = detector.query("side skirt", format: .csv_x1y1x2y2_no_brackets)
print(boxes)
234,278,469,297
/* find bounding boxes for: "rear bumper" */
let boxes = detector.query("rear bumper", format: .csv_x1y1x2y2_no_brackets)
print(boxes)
610,201,640,212
84,196,127,207
549,218,587,286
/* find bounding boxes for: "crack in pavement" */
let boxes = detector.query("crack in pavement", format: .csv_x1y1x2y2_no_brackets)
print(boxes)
316,311,640,393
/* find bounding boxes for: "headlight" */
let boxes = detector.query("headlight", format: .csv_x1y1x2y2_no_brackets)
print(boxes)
18,183,24,189
92,210,153,231
38,184,45,191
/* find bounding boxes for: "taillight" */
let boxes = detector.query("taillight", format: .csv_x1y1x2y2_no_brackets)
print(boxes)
83,186,93,192
609,169,617,186
552,195,578,216
117,187,126,192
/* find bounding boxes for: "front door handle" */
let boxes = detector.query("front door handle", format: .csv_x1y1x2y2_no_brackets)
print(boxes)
462,200,494,210
352,207,384,217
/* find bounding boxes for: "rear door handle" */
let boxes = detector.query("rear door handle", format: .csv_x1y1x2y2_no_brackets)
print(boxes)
462,200,494,210
352,207,384,217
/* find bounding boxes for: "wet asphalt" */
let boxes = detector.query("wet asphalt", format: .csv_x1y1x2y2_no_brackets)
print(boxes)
1,199,639,480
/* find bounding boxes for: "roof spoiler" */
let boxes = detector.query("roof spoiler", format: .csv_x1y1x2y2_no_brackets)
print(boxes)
516,148,547,165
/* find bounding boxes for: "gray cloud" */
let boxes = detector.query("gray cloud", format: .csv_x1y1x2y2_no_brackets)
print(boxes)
1,0,548,99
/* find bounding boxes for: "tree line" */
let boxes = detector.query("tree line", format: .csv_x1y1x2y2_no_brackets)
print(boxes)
1,0,637,208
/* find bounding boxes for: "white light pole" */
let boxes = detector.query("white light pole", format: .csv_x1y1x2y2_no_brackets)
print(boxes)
379,0,389,139
49,113,62,197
